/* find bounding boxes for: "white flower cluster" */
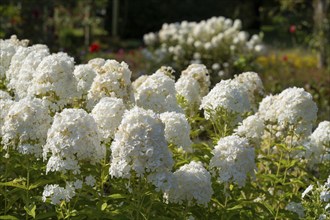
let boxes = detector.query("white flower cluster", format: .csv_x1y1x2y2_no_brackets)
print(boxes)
234,115,265,146
164,161,213,206
87,59,133,109
285,202,305,218
73,64,97,98
91,97,126,142
1,97,52,157
143,16,263,82
0,96,14,136
258,87,318,145
42,183,76,205
306,121,330,164
0,35,29,80
301,176,330,219
210,135,256,187
43,109,104,174
28,52,77,110
7,45,50,99
160,111,192,152
109,106,174,189
200,79,251,120
175,64,210,109
134,70,182,113
233,72,264,108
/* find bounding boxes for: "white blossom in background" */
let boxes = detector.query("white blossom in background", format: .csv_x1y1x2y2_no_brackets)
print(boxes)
134,70,183,113
87,60,133,109
73,64,97,98
143,17,263,82
109,106,174,190
210,135,256,187
234,115,265,146
43,108,104,174
144,32,157,46
285,202,305,218
85,175,96,187
160,111,193,152
28,52,77,110
91,97,126,142
305,121,330,165
164,161,213,206
8,45,49,99
181,64,210,97
42,183,76,205
1,97,52,157
233,72,264,108
200,79,251,120
258,87,317,145
0,35,28,75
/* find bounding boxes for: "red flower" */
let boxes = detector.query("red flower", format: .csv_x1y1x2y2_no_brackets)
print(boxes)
282,55,288,62
89,43,100,53
289,25,296,34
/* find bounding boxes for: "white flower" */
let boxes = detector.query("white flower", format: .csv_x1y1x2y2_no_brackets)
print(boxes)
258,88,318,145
302,184,314,198
85,175,96,187
43,108,104,174
7,44,49,99
210,135,256,187
0,35,28,74
285,202,305,218
181,64,210,97
318,214,327,220
134,70,183,113
305,121,330,165
0,91,12,100
164,161,213,206
234,115,265,146
175,75,201,108
28,52,77,110
73,179,83,189
87,59,133,109
143,32,157,45
109,106,174,189
200,79,251,120
73,64,97,98
91,97,126,142
233,72,264,107
0,99,14,136
1,97,52,157
42,183,76,205
160,111,193,152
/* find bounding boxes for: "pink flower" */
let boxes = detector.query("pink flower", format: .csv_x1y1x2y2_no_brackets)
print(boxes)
289,25,296,34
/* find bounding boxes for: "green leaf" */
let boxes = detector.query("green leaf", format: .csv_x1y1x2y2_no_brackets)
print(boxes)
0,179,27,190
0,215,19,220
24,204,36,219
101,202,107,211
108,193,126,199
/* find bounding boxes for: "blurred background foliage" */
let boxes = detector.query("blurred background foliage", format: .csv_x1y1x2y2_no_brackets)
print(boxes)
0,0,329,120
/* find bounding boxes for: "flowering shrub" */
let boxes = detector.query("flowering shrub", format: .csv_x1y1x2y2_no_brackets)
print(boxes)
0,35,329,219
143,16,264,84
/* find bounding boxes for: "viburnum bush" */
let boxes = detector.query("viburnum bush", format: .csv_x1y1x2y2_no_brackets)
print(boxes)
143,16,264,85
0,35,329,220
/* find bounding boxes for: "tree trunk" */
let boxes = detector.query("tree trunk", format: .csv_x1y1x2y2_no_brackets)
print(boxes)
313,0,329,69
